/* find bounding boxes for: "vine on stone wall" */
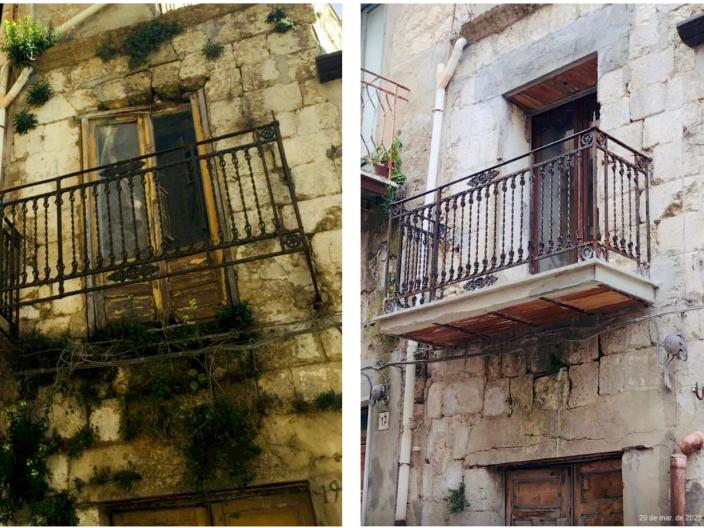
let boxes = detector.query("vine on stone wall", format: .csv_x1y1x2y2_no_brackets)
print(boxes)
9,301,265,497
0,402,78,525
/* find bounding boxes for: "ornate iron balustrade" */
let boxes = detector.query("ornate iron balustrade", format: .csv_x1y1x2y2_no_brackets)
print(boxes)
361,68,409,180
383,128,652,313
0,121,321,334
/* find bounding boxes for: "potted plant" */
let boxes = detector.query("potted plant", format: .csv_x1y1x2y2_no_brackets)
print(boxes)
370,144,391,178
370,133,403,179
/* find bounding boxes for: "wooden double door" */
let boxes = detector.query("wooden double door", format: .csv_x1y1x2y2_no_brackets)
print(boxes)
506,458,623,526
110,489,317,526
83,97,229,328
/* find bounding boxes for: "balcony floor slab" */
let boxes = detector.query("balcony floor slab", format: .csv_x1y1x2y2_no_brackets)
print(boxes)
376,260,657,346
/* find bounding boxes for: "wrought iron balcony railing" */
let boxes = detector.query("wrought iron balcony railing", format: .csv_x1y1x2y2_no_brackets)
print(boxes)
360,68,409,181
383,128,652,313
0,121,321,334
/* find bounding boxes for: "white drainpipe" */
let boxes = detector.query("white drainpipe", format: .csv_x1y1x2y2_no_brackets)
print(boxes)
393,36,466,525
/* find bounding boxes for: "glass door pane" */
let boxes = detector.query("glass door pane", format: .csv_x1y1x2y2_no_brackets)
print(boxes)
94,121,150,262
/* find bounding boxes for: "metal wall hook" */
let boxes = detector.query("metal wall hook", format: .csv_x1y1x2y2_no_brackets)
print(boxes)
694,383,704,401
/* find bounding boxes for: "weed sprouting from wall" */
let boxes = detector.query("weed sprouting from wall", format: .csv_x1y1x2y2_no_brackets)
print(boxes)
1,17,57,67
266,8,295,33
96,42,119,62
88,463,142,491
446,481,469,514
121,20,182,67
26,80,53,107
53,425,97,460
314,389,342,411
13,110,38,135
183,400,261,490
202,41,224,60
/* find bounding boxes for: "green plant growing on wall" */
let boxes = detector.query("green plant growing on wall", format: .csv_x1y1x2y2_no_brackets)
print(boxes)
26,80,52,107
31,490,79,526
89,463,142,491
1,16,58,67
91,314,159,350
187,368,209,392
202,40,224,60
547,352,568,375
13,110,38,135
96,42,119,62
88,466,111,486
121,20,182,67
266,8,295,33
313,389,342,411
56,425,97,460
379,133,406,213
446,481,469,514
212,301,256,338
111,464,143,491
183,400,261,489
0,402,78,525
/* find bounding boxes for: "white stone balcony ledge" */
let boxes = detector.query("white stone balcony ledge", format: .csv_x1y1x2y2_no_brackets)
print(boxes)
376,260,657,346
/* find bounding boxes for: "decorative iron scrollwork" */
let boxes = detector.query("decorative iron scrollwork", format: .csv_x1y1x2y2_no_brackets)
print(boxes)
580,131,595,147
635,155,650,172
107,263,159,282
282,232,303,250
463,274,498,291
256,126,277,142
466,169,499,188
595,131,607,147
579,245,595,260
383,299,397,314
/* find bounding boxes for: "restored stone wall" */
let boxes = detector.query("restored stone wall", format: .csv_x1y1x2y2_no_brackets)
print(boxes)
364,3,704,525
0,4,341,525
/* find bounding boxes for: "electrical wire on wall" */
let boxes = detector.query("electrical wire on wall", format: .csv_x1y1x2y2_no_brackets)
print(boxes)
367,303,704,371
12,313,342,376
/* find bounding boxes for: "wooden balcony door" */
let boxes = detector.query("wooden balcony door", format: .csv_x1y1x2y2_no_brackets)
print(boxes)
530,93,599,274
506,458,623,525
84,99,228,328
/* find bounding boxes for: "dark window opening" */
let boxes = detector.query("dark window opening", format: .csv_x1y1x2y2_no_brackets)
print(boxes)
152,110,210,250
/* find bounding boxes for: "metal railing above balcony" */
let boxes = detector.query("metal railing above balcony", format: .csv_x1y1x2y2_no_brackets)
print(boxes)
0,121,321,334
360,68,409,181
383,128,652,314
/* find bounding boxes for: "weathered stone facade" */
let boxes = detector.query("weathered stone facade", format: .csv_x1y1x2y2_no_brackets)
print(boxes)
363,3,704,525
0,3,341,525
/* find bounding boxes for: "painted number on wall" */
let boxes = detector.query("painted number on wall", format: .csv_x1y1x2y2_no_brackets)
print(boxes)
378,411,389,431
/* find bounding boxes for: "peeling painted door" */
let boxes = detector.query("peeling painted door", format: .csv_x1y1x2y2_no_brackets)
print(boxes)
506,459,623,526
85,100,229,329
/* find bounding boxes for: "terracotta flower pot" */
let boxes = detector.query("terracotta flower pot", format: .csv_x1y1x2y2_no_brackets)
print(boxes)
372,162,390,178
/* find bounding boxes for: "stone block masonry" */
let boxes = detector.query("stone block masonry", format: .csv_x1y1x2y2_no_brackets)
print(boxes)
0,3,341,525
